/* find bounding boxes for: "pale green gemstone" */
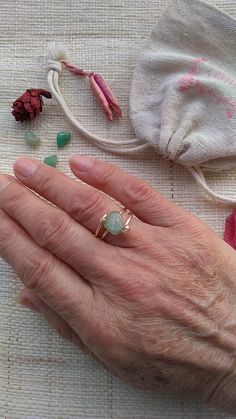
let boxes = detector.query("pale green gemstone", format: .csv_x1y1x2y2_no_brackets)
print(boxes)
103,211,124,235
25,131,41,148
44,155,58,168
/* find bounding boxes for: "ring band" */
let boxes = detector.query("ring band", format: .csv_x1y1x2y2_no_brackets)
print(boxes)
95,208,133,240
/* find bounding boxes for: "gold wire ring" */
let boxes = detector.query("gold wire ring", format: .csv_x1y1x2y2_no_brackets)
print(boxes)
95,208,133,240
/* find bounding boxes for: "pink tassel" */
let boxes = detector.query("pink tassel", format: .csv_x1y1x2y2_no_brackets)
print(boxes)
61,60,122,121
61,61,91,77
89,75,113,121
93,73,122,118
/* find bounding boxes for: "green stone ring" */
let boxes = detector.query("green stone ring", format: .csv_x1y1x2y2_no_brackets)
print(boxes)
95,208,133,240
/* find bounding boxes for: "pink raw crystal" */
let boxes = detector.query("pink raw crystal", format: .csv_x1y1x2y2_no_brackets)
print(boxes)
224,209,236,249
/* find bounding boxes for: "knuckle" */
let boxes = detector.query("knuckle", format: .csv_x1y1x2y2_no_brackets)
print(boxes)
3,184,25,210
0,221,17,251
96,164,118,186
36,210,71,249
124,179,155,205
37,173,54,196
69,189,105,224
19,249,54,292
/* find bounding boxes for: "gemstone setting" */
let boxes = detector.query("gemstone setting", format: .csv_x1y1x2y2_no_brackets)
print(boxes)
103,211,125,235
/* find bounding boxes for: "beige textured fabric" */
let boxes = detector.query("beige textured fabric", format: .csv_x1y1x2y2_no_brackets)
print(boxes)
0,0,236,417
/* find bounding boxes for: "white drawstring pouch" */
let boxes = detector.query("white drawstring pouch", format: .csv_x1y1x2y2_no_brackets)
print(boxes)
130,0,236,204
47,0,236,204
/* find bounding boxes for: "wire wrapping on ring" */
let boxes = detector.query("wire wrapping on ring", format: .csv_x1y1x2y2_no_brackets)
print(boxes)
95,208,133,240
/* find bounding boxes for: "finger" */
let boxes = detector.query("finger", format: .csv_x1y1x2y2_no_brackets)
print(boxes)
0,209,93,326
0,174,116,281
18,288,90,354
69,155,187,227
13,157,144,246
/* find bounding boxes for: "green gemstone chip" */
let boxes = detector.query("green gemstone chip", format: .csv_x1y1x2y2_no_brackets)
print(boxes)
56,131,71,148
103,211,124,235
25,131,41,148
44,155,58,168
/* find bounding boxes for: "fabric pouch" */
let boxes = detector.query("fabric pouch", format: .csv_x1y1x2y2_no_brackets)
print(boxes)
130,0,236,203
47,0,236,204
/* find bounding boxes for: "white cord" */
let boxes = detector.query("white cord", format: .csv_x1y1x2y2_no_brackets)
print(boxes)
187,166,236,204
47,54,151,154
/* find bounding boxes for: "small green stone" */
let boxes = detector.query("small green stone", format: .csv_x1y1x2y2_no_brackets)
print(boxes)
56,131,71,148
103,211,124,235
25,131,41,148
44,155,58,168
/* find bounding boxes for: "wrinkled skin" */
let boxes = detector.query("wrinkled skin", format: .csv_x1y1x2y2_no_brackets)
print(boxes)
0,155,236,413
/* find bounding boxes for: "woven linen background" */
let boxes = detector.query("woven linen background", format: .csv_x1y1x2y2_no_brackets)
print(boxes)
1,0,236,417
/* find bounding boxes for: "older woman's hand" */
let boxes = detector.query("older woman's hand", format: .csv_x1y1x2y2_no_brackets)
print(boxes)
0,156,236,412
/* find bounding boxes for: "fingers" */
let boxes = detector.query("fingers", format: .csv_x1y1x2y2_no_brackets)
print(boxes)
0,174,115,282
13,157,144,246
19,288,90,353
0,209,93,325
69,155,187,227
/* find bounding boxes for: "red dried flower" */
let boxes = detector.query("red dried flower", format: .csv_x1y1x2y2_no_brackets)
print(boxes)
224,209,236,250
12,89,52,122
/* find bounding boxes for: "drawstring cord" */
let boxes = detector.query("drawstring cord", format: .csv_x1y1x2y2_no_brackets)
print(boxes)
46,44,236,205
187,166,236,204
47,45,151,154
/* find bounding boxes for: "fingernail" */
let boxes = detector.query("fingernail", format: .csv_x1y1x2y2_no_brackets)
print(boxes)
0,174,13,192
69,155,94,172
18,290,41,312
14,157,39,178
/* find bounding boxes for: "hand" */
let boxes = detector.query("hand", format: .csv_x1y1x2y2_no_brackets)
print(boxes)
0,155,236,412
